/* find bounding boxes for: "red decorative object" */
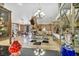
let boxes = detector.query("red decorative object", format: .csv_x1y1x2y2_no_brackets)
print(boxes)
8,40,22,54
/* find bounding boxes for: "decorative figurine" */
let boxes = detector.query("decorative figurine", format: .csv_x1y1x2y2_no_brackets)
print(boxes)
61,29,76,56
61,43,76,56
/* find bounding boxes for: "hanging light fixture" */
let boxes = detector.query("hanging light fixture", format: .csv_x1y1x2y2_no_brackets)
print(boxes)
34,9,46,19
34,9,41,16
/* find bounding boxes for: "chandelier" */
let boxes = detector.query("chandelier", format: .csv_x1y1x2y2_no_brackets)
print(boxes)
34,9,46,19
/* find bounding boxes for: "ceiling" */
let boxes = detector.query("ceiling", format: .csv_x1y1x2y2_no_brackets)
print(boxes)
4,3,59,24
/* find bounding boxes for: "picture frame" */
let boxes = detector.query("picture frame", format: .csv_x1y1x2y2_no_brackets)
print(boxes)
0,6,11,45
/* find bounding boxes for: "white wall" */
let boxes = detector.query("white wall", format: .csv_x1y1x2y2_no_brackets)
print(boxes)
4,3,59,24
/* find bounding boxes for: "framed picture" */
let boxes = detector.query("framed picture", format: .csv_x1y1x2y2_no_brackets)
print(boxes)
0,6,11,45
